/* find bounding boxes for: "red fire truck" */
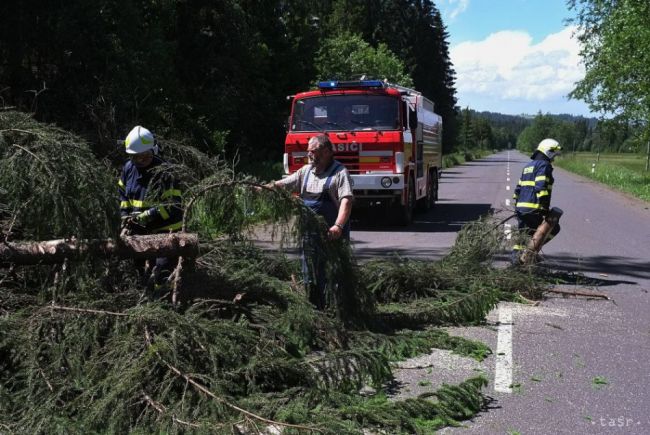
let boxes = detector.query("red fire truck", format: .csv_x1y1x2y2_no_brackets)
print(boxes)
283,79,443,225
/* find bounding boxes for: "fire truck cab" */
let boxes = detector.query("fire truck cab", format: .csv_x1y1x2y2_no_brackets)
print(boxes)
284,80,442,225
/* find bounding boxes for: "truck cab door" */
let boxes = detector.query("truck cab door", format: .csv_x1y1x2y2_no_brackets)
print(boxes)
409,107,424,178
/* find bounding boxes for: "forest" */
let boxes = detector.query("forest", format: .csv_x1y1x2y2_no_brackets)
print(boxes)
455,108,645,156
2,0,643,174
0,0,457,173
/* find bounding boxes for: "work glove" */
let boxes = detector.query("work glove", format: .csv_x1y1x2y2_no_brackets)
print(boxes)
120,212,149,236
134,209,154,226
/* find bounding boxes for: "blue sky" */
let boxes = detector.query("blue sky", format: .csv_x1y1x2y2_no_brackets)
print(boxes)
436,0,593,117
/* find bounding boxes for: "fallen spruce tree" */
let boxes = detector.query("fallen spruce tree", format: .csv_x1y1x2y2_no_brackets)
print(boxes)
0,112,550,434
0,233,199,265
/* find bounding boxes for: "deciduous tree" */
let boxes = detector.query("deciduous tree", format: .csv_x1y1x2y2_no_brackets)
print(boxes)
569,0,650,122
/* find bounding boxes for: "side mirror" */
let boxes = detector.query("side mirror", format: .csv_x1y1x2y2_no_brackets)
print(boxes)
409,108,418,130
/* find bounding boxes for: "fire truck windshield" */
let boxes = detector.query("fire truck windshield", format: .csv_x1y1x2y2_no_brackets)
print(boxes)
291,95,399,132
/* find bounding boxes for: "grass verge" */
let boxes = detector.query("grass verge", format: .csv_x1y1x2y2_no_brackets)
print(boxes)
555,153,650,202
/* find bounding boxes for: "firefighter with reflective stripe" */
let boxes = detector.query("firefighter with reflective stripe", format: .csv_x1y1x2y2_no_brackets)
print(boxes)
512,138,562,257
119,126,183,292
119,126,182,233
270,135,353,309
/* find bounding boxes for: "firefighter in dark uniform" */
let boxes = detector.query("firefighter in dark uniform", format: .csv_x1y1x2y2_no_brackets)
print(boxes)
118,125,183,290
512,138,562,258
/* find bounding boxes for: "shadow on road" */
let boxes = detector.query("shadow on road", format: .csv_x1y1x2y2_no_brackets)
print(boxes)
349,245,450,261
353,202,493,233
540,253,650,281
539,268,638,287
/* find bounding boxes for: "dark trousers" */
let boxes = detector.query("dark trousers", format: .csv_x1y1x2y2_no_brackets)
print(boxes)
516,212,561,243
134,256,177,289
300,232,349,310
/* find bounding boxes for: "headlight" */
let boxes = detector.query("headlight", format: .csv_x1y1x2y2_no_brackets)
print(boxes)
381,177,392,188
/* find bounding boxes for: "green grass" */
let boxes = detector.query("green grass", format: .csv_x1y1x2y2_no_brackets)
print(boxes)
555,153,650,201
443,148,491,168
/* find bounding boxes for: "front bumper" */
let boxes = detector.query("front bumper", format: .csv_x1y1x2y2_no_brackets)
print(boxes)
351,173,404,192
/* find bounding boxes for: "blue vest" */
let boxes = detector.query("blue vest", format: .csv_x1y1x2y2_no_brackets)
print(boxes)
301,162,350,239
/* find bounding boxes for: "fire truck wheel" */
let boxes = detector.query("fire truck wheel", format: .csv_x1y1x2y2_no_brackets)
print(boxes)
394,176,415,226
418,169,438,211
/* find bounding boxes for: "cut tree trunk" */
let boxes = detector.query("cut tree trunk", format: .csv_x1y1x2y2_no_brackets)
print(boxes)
0,233,199,265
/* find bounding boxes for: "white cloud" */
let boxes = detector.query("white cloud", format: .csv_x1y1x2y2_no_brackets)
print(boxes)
438,0,470,21
450,26,586,112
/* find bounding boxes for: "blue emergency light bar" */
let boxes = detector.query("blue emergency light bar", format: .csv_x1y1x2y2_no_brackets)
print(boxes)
318,80,385,89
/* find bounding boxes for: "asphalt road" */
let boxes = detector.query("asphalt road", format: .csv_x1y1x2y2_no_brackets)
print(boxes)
351,151,650,435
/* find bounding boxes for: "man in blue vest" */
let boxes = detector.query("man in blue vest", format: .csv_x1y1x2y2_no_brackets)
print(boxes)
271,135,353,309
512,138,562,260
118,126,183,290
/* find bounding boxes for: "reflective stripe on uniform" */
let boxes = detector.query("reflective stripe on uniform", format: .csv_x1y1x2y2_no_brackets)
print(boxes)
120,201,130,209
536,190,549,198
118,179,125,188
512,244,526,251
515,202,540,209
535,175,549,182
518,180,535,187
129,199,151,208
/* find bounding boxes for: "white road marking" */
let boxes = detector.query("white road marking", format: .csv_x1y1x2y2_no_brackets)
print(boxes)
495,305,514,393
504,223,512,240
505,199,510,207
507,177,510,182
506,185,510,191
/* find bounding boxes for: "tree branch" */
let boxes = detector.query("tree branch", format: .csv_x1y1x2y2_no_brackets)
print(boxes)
141,392,202,429
182,180,292,232
545,288,610,300
49,304,128,317
143,326,320,433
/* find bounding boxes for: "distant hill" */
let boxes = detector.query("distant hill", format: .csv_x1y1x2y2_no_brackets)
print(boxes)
550,113,598,129
472,110,531,137
458,109,602,151
472,110,598,132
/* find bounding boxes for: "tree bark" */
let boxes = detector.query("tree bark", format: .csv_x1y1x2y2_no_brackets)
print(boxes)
0,233,199,265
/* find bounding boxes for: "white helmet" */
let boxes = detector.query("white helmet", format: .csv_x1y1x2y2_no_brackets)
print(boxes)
535,138,562,160
124,126,155,154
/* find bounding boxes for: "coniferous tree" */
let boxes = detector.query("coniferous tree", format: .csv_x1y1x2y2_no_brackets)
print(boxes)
321,0,458,152
410,1,458,153
0,0,461,166
458,107,475,150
